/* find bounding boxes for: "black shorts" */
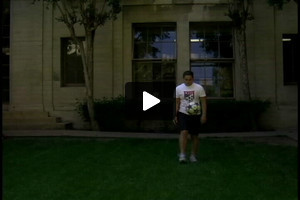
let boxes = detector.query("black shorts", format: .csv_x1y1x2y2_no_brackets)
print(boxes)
178,112,201,135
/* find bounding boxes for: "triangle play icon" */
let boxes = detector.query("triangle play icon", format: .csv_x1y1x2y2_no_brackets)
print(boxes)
143,91,161,111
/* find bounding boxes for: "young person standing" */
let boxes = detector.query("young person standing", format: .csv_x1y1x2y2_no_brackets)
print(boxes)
174,71,207,163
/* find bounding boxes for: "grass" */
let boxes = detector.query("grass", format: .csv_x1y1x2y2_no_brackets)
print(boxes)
3,137,298,200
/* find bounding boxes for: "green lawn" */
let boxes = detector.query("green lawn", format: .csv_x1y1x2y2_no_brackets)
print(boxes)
3,137,298,200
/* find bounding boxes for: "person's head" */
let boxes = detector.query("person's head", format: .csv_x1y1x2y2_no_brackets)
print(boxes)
183,70,194,86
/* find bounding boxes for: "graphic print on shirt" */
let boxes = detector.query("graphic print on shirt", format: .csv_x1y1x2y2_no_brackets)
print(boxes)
184,91,194,102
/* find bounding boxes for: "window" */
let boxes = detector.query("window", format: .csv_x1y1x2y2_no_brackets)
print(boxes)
61,37,85,87
282,34,298,85
132,23,176,83
2,0,10,103
190,22,234,98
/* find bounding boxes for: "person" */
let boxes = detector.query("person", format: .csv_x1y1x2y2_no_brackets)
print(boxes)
174,70,207,163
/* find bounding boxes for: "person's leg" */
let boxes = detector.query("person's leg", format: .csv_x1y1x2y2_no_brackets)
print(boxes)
191,134,199,156
189,115,201,162
179,130,189,155
178,112,189,162
179,130,189,163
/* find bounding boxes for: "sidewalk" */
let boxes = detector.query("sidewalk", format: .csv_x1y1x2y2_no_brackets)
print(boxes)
2,129,298,141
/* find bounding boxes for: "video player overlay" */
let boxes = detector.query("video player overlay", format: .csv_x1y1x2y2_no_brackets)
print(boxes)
125,82,176,120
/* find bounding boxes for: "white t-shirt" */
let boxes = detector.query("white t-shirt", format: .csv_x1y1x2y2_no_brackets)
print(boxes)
176,83,206,115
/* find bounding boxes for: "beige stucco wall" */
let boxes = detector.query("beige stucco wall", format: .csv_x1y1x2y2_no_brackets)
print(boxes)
249,1,298,130
10,0,44,110
9,0,297,130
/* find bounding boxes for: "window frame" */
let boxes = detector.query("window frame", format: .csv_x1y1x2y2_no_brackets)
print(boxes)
189,22,235,99
132,23,177,83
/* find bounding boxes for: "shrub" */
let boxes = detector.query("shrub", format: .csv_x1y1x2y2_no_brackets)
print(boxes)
202,100,271,132
75,96,126,131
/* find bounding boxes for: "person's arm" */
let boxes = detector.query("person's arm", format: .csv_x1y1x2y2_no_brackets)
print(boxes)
200,96,207,124
174,98,181,124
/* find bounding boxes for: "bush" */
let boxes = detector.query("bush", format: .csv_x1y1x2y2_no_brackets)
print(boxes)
75,96,126,131
76,97,271,132
202,100,271,132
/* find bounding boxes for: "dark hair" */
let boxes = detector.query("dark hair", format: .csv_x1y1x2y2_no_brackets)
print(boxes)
183,70,194,78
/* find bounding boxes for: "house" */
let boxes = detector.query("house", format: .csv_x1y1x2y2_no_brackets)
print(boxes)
3,0,298,131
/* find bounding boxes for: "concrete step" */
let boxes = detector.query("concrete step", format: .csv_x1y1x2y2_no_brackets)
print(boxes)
3,122,73,130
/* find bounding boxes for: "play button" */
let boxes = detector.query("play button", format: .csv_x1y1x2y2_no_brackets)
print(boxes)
125,82,176,120
143,91,160,111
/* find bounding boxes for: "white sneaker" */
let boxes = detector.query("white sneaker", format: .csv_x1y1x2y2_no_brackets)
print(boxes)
190,154,198,163
179,153,187,163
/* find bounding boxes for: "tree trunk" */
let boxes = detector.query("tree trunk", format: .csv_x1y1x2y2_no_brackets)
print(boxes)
228,0,252,101
236,27,252,100
86,94,99,130
84,30,99,130
76,30,99,131
66,28,99,130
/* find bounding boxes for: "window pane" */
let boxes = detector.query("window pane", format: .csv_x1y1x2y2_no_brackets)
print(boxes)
134,42,147,58
149,42,162,58
61,38,85,86
141,42,177,59
190,41,201,59
204,41,218,58
65,53,84,84
2,0,10,103
219,31,233,58
133,24,176,59
134,28,147,42
161,62,176,81
133,62,153,82
191,62,233,97
133,62,176,82
2,38,9,47
217,63,234,97
162,27,176,42
161,42,177,59
205,30,219,43
2,53,9,64
190,22,233,59
220,41,233,58
191,40,220,58
2,26,10,37
282,34,298,85
148,27,161,42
